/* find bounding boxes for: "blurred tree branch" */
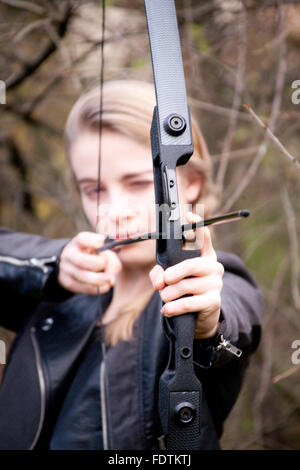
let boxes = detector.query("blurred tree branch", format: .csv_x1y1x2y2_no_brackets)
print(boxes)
0,0,45,15
5,2,73,90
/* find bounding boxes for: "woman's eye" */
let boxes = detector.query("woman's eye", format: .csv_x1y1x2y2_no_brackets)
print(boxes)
130,181,153,188
82,186,102,198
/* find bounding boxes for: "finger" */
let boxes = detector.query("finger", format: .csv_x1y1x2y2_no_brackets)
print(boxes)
201,227,217,260
72,279,111,295
159,275,223,303
63,261,112,287
75,232,106,251
149,264,165,290
69,250,107,272
68,244,121,281
58,272,108,296
164,257,218,285
61,241,121,290
161,290,221,317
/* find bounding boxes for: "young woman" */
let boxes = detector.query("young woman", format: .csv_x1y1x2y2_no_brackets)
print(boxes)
0,80,263,450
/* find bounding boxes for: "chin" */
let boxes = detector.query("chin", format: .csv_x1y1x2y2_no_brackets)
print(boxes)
117,240,156,267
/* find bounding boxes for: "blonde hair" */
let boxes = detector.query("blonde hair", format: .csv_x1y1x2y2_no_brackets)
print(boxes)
64,80,219,346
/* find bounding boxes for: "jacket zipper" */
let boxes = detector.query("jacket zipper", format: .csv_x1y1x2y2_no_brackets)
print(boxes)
216,334,243,357
0,255,57,274
29,327,47,450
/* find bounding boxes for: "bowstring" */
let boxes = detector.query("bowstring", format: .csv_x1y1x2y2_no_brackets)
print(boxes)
96,0,112,450
96,1,106,236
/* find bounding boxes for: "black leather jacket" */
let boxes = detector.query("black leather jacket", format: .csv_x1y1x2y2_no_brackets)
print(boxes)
0,228,263,450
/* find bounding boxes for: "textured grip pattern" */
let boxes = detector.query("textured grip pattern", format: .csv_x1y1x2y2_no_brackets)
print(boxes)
145,0,192,146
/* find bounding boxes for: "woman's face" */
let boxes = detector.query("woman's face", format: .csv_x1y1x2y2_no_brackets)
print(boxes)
69,128,201,268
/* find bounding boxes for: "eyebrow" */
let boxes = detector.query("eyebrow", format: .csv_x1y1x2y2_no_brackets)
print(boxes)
77,171,153,185
122,171,153,180
77,178,97,185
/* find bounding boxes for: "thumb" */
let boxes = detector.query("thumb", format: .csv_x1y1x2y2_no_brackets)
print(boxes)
185,211,204,249
201,226,217,259
185,212,216,259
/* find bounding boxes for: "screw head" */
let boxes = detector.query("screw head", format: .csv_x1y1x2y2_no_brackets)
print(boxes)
180,346,192,359
174,402,196,425
164,114,186,136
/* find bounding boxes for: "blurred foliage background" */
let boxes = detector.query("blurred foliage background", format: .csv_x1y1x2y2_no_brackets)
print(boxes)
0,0,299,450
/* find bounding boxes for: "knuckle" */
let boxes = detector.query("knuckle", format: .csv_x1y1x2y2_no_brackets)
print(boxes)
209,258,218,271
211,291,221,310
212,275,223,290
160,287,171,303
59,246,67,260
160,290,167,303
162,303,169,315
188,259,199,276
64,276,74,292
216,262,224,276
99,283,110,294
61,259,70,274
61,245,73,262
74,232,84,243
164,267,173,284
81,231,91,238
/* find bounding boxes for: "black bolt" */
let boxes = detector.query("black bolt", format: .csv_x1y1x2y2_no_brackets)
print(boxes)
170,116,183,129
164,114,186,136
180,347,192,359
174,402,196,425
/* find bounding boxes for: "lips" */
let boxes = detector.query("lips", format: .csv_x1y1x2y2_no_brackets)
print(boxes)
112,232,140,241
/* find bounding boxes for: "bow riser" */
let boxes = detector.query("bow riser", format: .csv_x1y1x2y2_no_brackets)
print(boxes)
145,0,203,450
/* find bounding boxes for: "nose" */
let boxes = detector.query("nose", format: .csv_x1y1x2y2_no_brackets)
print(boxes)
106,189,137,219
98,188,138,236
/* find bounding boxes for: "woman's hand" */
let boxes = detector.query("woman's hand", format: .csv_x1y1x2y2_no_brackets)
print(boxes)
58,232,122,295
149,214,224,339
